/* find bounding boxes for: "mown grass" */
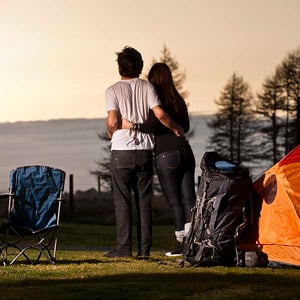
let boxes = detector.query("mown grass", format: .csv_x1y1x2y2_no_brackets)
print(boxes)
58,223,175,252
1,223,300,300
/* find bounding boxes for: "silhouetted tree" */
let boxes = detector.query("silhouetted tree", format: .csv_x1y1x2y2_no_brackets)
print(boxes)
207,72,255,164
151,44,193,138
152,44,189,100
90,132,112,192
277,47,300,152
255,70,285,164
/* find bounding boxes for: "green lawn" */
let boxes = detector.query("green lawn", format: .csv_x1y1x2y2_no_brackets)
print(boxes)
1,223,300,300
58,223,175,252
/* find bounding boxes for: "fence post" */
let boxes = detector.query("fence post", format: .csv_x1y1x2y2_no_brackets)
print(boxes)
69,174,74,214
97,175,101,193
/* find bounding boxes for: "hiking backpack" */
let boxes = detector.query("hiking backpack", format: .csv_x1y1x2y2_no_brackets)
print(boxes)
183,152,254,267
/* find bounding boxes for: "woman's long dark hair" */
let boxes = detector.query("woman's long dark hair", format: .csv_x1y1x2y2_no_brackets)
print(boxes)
148,63,185,112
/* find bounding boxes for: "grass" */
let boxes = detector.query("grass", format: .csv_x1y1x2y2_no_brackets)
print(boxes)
1,223,300,300
58,223,175,251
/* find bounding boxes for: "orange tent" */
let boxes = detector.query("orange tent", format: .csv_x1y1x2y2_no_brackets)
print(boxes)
250,145,300,266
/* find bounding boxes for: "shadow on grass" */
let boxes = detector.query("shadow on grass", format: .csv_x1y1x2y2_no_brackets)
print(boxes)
3,255,166,266
1,270,300,300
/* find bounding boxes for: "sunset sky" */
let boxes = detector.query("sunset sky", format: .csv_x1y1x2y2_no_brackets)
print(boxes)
1,0,300,123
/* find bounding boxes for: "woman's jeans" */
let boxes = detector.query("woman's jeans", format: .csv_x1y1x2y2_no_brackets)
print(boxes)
155,145,196,231
111,150,153,256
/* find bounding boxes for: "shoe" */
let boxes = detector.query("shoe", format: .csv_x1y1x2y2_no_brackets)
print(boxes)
165,242,183,257
103,249,132,258
137,250,150,259
137,254,150,260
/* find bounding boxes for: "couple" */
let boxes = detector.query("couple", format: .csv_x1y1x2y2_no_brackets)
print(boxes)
105,46,196,258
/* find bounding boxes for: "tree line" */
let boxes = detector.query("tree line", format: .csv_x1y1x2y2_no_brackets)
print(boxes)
209,46,300,173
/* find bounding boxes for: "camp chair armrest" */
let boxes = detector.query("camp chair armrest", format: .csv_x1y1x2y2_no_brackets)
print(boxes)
0,193,15,200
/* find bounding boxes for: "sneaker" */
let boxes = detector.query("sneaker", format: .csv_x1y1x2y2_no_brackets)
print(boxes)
165,242,183,257
103,249,132,258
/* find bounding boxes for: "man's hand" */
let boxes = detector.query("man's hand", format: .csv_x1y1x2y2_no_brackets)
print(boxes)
174,126,185,138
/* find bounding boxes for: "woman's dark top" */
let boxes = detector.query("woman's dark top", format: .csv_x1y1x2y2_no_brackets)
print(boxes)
140,98,190,155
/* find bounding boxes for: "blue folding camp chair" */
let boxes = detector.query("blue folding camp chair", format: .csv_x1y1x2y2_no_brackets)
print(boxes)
0,166,65,265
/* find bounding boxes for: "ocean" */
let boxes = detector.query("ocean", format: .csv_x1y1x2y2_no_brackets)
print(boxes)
0,114,212,193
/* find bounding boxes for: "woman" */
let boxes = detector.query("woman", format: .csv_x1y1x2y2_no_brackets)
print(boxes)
123,63,196,256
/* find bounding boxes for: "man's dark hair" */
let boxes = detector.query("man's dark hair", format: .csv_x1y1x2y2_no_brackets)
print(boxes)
116,46,143,78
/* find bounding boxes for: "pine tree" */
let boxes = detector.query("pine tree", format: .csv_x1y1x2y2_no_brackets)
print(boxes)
255,71,285,164
277,47,300,152
151,44,193,137
152,44,189,99
207,73,254,164
90,132,112,192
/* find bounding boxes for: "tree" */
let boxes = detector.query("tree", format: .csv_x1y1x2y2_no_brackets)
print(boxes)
151,44,194,138
207,73,255,165
277,47,300,152
90,132,112,192
151,44,189,100
255,70,285,164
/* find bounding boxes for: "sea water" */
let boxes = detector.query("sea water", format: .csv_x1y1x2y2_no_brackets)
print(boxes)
0,115,211,192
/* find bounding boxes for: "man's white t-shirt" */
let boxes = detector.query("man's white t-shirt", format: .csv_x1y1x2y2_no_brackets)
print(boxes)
105,78,161,150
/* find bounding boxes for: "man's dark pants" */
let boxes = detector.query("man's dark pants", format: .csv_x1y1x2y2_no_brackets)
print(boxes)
111,150,153,256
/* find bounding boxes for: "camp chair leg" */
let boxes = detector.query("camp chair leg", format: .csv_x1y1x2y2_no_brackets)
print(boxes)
1,248,7,266
9,246,33,265
5,218,58,265
32,231,57,264
53,237,58,258
45,246,56,264
1,233,9,266
34,244,54,264
34,247,55,265
35,251,43,264
42,242,57,264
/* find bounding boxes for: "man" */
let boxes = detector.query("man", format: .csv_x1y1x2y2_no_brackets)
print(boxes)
105,46,183,258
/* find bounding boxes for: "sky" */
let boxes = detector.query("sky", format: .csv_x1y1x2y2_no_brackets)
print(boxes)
1,0,300,123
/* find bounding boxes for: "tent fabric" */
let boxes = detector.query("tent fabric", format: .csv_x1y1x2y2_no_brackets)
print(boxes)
251,145,300,266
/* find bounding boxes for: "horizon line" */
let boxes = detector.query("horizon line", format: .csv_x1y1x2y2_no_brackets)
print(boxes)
0,110,215,125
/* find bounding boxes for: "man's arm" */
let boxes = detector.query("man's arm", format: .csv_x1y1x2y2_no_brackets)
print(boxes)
151,105,184,137
106,110,121,139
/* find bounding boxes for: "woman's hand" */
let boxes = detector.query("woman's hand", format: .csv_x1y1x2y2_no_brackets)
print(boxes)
121,118,133,130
